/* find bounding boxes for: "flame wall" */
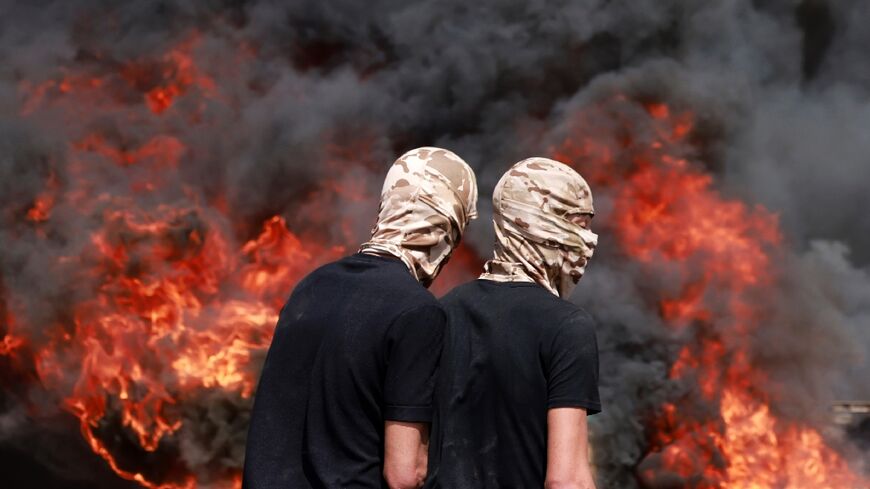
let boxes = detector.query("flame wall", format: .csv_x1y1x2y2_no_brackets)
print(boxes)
1,1,868,488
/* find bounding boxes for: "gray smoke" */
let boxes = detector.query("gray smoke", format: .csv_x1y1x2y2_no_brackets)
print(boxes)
0,0,868,487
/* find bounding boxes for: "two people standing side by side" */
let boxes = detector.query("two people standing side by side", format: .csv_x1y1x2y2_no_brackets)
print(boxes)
242,150,601,489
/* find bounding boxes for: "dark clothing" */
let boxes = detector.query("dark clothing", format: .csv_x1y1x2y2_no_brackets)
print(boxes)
243,253,446,489
426,279,601,489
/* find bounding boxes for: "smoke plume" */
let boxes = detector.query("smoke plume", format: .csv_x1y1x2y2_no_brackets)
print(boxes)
0,1,867,487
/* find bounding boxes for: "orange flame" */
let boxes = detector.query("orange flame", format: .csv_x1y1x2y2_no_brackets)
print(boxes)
124,34,216,115
33,206,341,488
26,171,59,223
554,97,867,488
13,21,866,489
0,333,26,356
14,38,360,484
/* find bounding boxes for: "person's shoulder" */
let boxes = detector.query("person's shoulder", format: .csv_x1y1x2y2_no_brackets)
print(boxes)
292,255,353,289
386,267,440,309
397,290,442,317
390,296,446,333
503,283,586,321
535,295,595,334
440,279,561,314
439,279,493,308
289,254,400,300
440,279,479,299
350,255,441,311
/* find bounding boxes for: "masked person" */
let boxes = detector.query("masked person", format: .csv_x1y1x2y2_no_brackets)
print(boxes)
425,157,601,489
243,147,478,489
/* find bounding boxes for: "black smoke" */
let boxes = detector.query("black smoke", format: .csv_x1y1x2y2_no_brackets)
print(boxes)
0,1,868,487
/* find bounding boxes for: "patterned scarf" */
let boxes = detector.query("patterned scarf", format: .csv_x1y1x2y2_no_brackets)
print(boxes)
480,157,597,298
360,147,478,286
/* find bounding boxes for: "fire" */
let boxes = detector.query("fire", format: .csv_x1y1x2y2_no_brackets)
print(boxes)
18,33,213,118
74,134,185,168
0,333,25,356
30,203,341,488
719,388,865,489
26,194,54,223
26,171,59,223
555,97,867,488
8,16,865,489
122,34,217,115
14,31,347,488
19,74,105,116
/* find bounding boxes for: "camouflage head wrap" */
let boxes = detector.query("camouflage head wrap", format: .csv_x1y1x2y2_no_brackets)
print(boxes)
480,157,597,298
360,147,478,286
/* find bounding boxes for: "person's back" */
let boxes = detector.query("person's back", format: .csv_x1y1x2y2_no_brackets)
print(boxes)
243,147,478,489
426,157,602,489
244,253,443,488
428,280,599,488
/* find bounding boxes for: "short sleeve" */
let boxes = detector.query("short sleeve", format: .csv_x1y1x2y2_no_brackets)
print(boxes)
383,304,447,423
544,313,601,414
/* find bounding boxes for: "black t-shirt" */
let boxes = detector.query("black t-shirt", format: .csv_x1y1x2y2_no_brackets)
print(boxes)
425,279,601,489
243,253,446,489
